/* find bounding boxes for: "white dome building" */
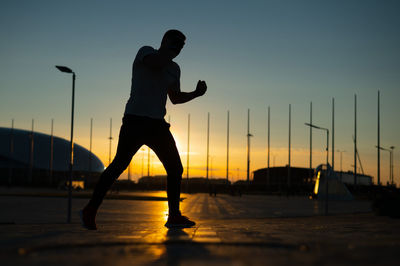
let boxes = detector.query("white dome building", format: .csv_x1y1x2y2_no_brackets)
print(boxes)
0,127,104,188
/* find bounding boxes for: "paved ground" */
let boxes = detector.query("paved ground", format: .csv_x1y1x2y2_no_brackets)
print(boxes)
1,190,400,265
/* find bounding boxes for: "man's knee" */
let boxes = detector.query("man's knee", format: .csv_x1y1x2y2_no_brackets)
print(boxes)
167,163,183,178
177,164,183,177
109,155,131,173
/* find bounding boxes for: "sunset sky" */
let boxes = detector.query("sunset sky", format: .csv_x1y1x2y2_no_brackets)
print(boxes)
1,0,399,184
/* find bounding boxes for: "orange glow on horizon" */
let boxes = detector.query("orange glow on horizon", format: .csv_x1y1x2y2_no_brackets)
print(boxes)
73,125,387,185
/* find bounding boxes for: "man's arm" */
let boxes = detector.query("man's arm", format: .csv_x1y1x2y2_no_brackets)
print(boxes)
168,80,207,104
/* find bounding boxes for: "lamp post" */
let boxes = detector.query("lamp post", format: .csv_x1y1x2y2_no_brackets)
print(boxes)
377,146,394,186
55,65,75,224
147,147,151,176
305,123,329,215
206,112,210,181
8,119,14,186
377,90,381,185
267,106,270,189
305,123,329,167
187,113,190,193
226,110,230,184
247,109,253,187
337,150,346,181
141,148,145,177
390,146,395,185
108,118,113,166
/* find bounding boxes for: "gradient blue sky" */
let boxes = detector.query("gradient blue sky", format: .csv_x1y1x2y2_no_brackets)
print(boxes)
1,0,399,184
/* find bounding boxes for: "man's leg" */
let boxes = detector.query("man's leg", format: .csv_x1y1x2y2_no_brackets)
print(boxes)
147,122,195,227
81,118,142,229
89,122,142,209
148,127,183,216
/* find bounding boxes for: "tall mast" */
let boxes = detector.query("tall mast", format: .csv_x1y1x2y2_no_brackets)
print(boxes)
288,104,291,188
354,94,357,185
226,110,230,183
377,90,381,185
332,98,335,171
108,118,113,166
310,102,313,180
246,109,252,185
206,112,210,180
267,106,270,188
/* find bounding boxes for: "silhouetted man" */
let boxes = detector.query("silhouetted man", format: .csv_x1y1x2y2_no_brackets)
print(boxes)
80,29,207,230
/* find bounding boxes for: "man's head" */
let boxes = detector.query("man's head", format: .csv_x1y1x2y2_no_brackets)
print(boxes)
160,29,186,59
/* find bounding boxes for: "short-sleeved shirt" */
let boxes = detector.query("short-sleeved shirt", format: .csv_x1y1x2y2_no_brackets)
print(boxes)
124,46,180,119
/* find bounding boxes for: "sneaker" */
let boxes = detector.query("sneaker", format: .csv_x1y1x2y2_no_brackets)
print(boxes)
165,214,196,228
79,206,97,230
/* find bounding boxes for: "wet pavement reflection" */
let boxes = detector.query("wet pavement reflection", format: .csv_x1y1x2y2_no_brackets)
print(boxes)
2,192,394,266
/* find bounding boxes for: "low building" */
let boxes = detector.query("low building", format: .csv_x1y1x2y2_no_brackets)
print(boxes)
252,166,314,192
253,165,373,193
336,171,373,186
0,127,104,188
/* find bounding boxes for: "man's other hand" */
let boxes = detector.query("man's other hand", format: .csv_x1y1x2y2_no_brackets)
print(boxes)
195,80,207,96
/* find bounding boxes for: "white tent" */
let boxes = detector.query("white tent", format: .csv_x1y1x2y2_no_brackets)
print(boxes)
314,164,353,200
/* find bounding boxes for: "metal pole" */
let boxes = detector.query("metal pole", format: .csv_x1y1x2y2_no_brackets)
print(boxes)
8,119,14,186
141,148,144,177
390,147,395,185
29,119,34,184
310,102,313,182
247,109,251,185
388,150,392,184
267,106,270,188
377,146,391,186
326,130,329,167
210,157,213,179
332,98,335,171
325,128,329,215
288,104,291,189
206,112,210,180
392,149,394,185
392,150,394,185
304,122,330,214
337,150,345,181
108,118,112,166
86,118,91,188
393,150,395,185
147,147,150,176
354,94,357,186
390,150,393,185
226,110,230,183
89,118,93,172
187,114,190,192
377,90,381,185
385,149,391,185
50,119,54,185
67,73,76,224
340,151,343,180
151,155,155,176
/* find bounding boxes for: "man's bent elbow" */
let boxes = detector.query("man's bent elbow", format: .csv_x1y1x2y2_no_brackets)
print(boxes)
168,92,181,104
169,98,179,104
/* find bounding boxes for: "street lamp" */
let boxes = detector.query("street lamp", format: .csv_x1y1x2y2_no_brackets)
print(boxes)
305,122,329,215
305,123,329,167
390,146,395,185
247,109,253,187
55,65,76,224
376,146,395,186
337,150,346,181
